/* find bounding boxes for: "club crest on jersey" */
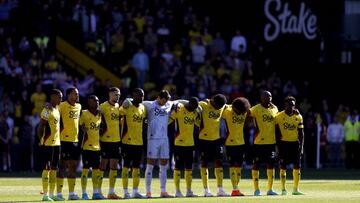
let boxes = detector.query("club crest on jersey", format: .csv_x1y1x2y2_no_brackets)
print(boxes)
154,108,167,116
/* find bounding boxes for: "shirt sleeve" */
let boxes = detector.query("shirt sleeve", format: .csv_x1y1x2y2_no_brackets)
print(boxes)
40,108,49,121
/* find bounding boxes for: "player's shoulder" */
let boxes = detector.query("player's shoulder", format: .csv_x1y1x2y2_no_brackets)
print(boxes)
250,103,261,111
199,99,209,106
295,113,303,120
75,102,82,108
81,109,89,116
223,104,232,112
275,110,285,118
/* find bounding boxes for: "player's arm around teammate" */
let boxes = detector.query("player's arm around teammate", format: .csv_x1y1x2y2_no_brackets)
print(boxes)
248,90,279,196
38,89,62,201
56,87,82,201
275,96,305,195
197,94,228,197
169,97,200,197
98,87,122,199
119,88,146,199
79,95,102,200
222,97,251,196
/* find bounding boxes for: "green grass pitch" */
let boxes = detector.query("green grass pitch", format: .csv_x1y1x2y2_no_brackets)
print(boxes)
1,169,360,202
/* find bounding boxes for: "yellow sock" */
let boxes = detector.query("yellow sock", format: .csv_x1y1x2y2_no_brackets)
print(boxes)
109,169,117,190
236,167,242,186
184,170,192,190
42,170,50,195
215,167,223,187
293,169,300,191
92,169,100,190
229,167,238,189
98,170,104,192
68,178,76,193
252,169,259,190
200,167,208,189
267,169,275,191
56,177,64,194
49,170,56,195
132,168,140,189
81,169,89,192
280,169,286,190
121,167,128,190
173,169,181,191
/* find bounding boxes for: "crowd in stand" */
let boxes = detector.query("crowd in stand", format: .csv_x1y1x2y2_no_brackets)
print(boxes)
0,0,359,172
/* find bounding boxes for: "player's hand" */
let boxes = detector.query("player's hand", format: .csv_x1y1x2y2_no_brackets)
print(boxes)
122,98,133,109
196,105,203,113
294,108,300,115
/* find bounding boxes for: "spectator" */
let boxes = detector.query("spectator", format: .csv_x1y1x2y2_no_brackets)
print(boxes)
231,29,247,54
326,117,344,167
132,47,149,88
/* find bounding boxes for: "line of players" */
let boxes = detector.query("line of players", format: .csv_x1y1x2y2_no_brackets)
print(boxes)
38,87,304,201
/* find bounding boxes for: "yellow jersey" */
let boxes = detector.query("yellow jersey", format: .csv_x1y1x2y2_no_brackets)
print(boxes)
59,101,81,142
80,110,101,151
199,99,225,141
119,103,146,146
40,106,60,146
222,105,247,146
250,103,278,145
100,101,121,142
275,111,304,142
170,103,200,146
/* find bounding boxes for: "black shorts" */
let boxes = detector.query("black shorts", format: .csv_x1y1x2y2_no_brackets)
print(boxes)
100,141,121,159
252,144,276,165
60,141,81,161
226,145,246,166
121,144,143,168
198,139,224,163
41,145,60,168
174,146,194,170
82,150,101,169
279,141,301,167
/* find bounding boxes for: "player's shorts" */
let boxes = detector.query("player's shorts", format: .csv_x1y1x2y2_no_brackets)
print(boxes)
174,146,194,170
198,139,224,163
147,138,169,159
82,150,101,169
100,141,121,159
279,141,301,167
60,141,81,161
41,145,60,168
121,144,143,168
225,145,246,166
252,144,276,165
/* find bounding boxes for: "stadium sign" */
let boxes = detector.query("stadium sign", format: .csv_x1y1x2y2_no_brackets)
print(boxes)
264,0,317,41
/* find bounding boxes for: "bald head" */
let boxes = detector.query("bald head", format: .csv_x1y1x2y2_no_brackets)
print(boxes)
260,90,272,106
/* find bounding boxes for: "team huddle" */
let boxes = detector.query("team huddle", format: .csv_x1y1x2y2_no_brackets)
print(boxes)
38,87,304,201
